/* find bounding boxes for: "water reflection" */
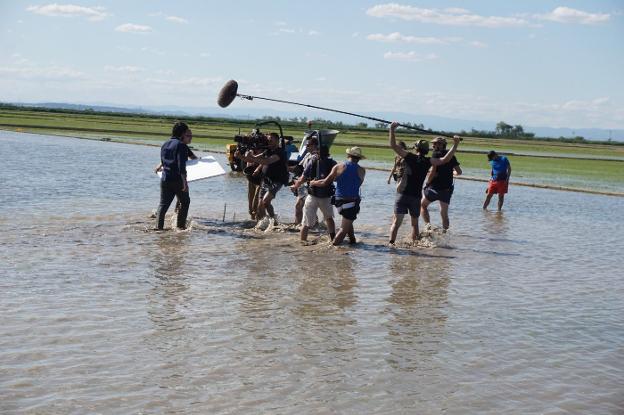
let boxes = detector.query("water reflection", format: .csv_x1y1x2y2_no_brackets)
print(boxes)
291,253,357,324
482,210,509,238
146,233,192,336
384,254,450,372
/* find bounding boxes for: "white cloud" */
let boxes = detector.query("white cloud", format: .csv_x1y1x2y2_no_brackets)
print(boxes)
279,28,295,34
26,4,109,21
534,7,610,25
366,4,530,28
115,23,152,34
104,65,144,73
199,52,210,58
149,11,188,23
367,32,452,44
308,30,320,36
165,15,188,24
383,51,438,62
315,77,327,81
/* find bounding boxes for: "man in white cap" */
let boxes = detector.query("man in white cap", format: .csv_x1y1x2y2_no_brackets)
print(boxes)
310,146,366,246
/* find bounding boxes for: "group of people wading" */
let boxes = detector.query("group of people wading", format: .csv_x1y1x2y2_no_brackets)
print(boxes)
155,121,511,245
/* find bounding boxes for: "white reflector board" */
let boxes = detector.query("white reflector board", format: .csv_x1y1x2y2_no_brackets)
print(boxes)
158,156,226,182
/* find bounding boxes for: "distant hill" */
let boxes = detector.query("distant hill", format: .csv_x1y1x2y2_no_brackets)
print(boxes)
5,101,623,142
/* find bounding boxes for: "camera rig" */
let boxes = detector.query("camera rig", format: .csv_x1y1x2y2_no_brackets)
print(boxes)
226,120,293,172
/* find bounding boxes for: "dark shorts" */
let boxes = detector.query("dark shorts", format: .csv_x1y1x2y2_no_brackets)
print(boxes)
335,198,360,221
424,187,453,205
261,179,283,197
394,193,421,217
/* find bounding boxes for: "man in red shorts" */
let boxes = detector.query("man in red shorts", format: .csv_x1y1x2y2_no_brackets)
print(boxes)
483,150,512,211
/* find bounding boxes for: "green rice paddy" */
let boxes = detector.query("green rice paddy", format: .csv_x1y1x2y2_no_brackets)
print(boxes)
1,108,622,194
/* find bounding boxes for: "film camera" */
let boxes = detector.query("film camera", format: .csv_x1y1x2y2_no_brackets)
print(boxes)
234,128,270,153
225,120,292,172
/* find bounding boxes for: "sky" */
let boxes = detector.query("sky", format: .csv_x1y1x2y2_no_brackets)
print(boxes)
1,0,623,130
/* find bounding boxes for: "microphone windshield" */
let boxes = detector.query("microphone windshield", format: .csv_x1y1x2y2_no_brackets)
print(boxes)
217,80,238,108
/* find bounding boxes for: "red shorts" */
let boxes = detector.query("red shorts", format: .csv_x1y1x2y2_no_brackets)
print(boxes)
487,180,508,194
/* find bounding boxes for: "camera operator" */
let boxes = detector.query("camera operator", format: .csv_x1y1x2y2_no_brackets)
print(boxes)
238,132,289,223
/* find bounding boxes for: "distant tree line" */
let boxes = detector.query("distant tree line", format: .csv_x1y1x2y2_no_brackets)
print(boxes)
1,103,620,145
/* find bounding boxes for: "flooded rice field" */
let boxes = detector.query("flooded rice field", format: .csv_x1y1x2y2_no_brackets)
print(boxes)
1,132,623,414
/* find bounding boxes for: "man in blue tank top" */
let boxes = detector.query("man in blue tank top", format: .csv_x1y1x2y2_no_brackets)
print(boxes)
310,147,366,246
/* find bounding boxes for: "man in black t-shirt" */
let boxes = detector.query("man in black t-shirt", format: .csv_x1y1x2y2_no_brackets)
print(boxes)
388,122,461,243
421,136,462,231
239,132,289,222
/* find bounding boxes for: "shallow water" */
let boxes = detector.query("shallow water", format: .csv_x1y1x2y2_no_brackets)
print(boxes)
1,132,623,414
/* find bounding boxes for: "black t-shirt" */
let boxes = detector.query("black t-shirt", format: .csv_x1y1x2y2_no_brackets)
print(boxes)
264,147,289,184
400,153,431,196
430,150,459,190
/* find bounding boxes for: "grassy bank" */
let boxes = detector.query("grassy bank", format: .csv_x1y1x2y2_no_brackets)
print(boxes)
1,107,623,194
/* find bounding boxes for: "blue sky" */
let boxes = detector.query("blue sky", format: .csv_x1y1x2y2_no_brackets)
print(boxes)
1,1,622,129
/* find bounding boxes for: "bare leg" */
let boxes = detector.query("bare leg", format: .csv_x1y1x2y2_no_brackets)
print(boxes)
300,225,309,241
483,193,494,210
410,215,420,242
440,201,450,230
333,217,354,246
348,228,356,244
389,213,404,244
498,194,505,211
325,217,336,240
421,197,431,226
261,192,275,219
294,197,305,225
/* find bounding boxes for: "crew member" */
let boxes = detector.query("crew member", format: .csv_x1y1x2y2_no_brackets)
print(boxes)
154,128,196,215
310,147,365,246
239,132,289,223
291,137,318,225
292,145,337,242
387,122,432,245
156,121,192,230
483,150,512,211
421,135,462,231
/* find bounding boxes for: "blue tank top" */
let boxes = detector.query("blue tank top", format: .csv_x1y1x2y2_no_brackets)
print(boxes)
335,161,361,199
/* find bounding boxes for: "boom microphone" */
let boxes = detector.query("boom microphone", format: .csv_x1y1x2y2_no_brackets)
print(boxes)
217,80,239,108
216,79,459,138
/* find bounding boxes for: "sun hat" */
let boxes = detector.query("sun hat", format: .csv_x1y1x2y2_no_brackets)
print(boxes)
431,136,446,144
346,146,366,159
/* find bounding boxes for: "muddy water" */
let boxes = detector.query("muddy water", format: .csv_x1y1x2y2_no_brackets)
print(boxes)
1,132,623,414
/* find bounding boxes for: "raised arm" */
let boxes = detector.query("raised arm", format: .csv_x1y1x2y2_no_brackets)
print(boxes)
430,135,461,166
389,121,409,158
